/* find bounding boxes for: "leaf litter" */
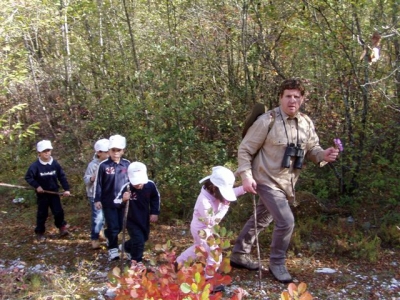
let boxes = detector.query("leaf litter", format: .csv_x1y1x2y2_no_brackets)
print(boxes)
0,198,399,299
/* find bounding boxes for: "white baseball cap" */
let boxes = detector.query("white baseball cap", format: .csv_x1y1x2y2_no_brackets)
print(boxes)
128,162,149,185
37,140,53,152
108,134,126,149
199,166,237,201
94,139,109,152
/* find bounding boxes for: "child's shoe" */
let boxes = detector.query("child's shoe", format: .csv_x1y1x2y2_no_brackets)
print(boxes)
108,248,120,261
36,234,46,242
59,226,69,236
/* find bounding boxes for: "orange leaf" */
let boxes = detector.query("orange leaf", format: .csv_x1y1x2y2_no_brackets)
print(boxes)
281,291,290,300
215,274,232,285
298,282,307,294
299,291,313,300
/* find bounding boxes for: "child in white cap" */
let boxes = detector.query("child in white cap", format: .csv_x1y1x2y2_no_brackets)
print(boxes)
115,161,160,266
25,140,71,241
175,166,246,292
94,134,130,261
83,138,109,249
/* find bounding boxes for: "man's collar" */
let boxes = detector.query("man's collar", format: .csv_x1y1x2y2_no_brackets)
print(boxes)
278,107,300,120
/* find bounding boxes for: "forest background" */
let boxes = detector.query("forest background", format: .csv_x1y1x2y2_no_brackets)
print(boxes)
0,0,399,258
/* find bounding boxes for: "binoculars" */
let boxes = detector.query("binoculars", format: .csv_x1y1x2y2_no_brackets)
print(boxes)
282,143,304,169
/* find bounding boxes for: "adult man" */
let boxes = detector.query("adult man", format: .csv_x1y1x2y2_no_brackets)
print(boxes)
230,78,339,283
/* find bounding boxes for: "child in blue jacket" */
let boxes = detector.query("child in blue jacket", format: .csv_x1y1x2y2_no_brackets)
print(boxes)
94,134,130,261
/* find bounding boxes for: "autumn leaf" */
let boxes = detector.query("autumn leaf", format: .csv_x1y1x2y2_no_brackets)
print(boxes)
180,282,191,294
281,291,290,300
298,282,308,294
112,266,121,278
191,282,199,293
288,282,297,296
300,291,313,300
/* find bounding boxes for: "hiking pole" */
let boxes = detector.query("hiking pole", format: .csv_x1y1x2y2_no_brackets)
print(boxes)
121,184,130,270
252,194,262,289
0,182,73,196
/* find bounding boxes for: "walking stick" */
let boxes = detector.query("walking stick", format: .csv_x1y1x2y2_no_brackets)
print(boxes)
0,182,73,196
252,194,262,289
121,183,130,270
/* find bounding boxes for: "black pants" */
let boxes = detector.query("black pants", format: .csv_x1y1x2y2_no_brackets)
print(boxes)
124,224,149,262
103,207,123,250
35,194,66,234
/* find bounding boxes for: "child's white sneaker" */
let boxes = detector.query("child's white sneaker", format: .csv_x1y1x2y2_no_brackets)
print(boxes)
108,248,120,261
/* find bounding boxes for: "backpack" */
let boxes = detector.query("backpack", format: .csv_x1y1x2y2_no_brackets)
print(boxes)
242,103,276,138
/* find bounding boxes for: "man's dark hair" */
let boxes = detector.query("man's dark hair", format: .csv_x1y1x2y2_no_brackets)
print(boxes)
279,78,305,97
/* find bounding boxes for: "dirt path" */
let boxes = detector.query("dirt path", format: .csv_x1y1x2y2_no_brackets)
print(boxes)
1,196,399,299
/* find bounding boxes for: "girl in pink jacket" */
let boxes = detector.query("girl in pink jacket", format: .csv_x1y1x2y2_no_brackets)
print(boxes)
176,166,246,278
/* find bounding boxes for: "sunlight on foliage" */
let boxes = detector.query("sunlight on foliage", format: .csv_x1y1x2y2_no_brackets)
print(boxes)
0,103,39,141
109,223,237,299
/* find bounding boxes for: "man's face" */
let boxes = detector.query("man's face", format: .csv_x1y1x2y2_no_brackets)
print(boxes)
110,148,124,162
38,149,52,162
280,89,304,117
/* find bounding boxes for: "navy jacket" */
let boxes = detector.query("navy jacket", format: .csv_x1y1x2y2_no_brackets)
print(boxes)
93,157,130,208
25,159,70,192
114,181,160,240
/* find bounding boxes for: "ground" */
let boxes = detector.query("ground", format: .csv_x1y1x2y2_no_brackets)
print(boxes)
0,195,399,300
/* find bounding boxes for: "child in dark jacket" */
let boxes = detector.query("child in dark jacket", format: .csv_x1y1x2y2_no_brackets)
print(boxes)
94,134,130,261
116,162,160,265
25,140,71,241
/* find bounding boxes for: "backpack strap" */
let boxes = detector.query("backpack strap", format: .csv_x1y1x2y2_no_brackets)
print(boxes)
267,109,276,136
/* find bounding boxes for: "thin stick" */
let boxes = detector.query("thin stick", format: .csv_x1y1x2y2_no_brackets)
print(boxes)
0,183,32,190
0,182,72,196
121,183,130,270
253,194,262,289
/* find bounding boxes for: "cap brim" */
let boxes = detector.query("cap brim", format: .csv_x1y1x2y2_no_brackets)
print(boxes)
219,187,237,201
37,146,53,152
129,175,149,185
199,175,211,184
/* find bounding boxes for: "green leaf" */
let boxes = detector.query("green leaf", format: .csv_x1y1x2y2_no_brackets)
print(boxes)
220,226,227,237
180,282,191,294
195,271,201,283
